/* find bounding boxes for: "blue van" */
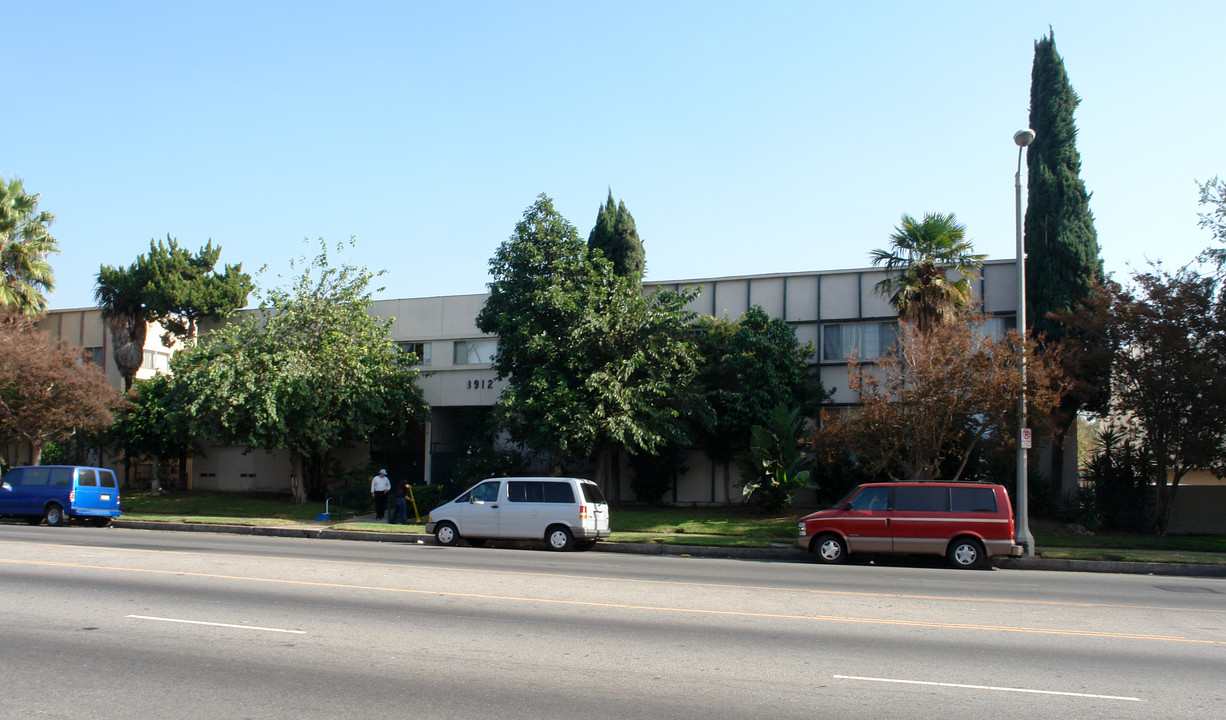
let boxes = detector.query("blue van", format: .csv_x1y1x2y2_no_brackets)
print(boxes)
0,465,122,527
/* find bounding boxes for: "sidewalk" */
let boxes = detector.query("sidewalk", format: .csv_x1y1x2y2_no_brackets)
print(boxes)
109,517,1226,578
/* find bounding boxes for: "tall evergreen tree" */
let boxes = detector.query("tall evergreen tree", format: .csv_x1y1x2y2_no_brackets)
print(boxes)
1025,30,1104,334
587,190,645,288
1024,30,1111,499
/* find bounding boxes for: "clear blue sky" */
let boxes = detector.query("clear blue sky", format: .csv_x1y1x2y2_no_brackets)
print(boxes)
7,1,1224,310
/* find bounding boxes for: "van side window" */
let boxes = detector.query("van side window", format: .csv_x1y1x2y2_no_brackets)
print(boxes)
951,487,998,513
100,472,118,488
471,482,500,503
541,482,575,503
50,468,73,486
78,469,98,487
893,486,949,512
507,481,543,503
21,468,50,486
847,487,889,511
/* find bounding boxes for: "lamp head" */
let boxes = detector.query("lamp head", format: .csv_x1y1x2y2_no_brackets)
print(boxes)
1013,128,1036,147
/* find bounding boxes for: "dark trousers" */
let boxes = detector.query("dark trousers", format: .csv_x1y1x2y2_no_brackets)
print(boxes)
373,491,388,519
389,496,408,524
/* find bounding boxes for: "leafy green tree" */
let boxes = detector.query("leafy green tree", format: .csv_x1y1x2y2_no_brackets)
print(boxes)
692,306,827,503
107,373,199,491
139,235,253,343
172,239,428,503
734,403,812,512
0,175,58,316
870,212,984,332
0,311,120,465
1105,267,1226,534
588,190,645,287
477,194,704,497
1024,30,1110,498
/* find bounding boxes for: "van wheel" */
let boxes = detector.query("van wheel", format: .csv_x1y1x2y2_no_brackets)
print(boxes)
434,521,460,546
44,504,65,527
948,538,987,569
88,517,112,528
812,534,848,564
546,526,574,551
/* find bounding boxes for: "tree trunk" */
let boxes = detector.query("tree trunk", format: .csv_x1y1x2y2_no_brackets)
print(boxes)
108,313,147,392
289,451,308,505
1048,419,1071,506
150,454,162,493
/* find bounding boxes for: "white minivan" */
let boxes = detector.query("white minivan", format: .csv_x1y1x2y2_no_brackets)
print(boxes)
425,477,610,551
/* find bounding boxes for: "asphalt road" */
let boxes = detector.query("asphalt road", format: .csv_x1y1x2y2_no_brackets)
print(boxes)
2,524,1224,719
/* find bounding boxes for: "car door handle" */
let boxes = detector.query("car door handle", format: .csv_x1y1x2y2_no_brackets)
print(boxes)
490,504,499,509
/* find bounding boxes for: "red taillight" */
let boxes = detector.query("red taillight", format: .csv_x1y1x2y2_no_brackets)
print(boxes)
69,489,75,502
580,505,587,519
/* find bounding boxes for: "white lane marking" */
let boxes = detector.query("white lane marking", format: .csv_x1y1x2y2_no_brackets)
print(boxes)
126,615,306,635
834,675,1142,702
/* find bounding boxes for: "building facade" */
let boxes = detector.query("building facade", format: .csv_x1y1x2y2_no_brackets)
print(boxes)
33,261,1023,501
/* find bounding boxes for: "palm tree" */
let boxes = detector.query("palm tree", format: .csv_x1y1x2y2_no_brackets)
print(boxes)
870,212,985,332
95,262,150,391
0,175,58,316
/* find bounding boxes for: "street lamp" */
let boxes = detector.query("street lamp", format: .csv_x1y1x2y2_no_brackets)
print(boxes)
1014,127,1035,556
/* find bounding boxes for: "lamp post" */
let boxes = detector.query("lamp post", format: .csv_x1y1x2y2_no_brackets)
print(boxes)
1014,127,1036,556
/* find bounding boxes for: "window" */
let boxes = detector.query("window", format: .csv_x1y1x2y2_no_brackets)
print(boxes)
822,322,898,362
100,472,117,489
78,469,97,487
847,486,889,511
975,316,1017,340
21,468,50,486
397,341,431,366
893,486,949,512
84,347,105,367
507,481,577,503
471,481,500,503
580,483,607,505
50,468,73,486
951,486,998,513
453,339,497,366
141,350,170,372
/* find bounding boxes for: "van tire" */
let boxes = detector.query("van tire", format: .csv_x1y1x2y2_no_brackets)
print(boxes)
44,504,65,527
546,525,574,551
947,537,987,569
812,533,848,564
434,521,460,546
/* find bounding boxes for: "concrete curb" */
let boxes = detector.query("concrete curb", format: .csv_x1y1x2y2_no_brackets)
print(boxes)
111,520,1226,578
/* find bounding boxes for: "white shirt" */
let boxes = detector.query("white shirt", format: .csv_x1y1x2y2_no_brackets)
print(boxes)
371,474,390,493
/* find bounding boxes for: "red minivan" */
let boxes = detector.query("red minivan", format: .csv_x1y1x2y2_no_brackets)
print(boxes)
797,482,1023,569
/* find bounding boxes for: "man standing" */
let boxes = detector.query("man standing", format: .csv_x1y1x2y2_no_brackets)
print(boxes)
370,468,391,521
388,475,411,524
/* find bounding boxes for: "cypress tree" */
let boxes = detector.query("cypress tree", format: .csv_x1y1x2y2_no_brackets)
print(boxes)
588,189,645,288
1025,30,1103,336
1024,30,1111,501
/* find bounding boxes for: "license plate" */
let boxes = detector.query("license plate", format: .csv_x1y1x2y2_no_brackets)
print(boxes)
101,494,111,501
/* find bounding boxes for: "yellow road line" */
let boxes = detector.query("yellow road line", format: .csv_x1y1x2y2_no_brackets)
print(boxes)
2,557,1223,646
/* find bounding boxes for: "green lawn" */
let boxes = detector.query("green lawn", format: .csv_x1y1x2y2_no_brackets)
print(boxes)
116,490,1226,563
